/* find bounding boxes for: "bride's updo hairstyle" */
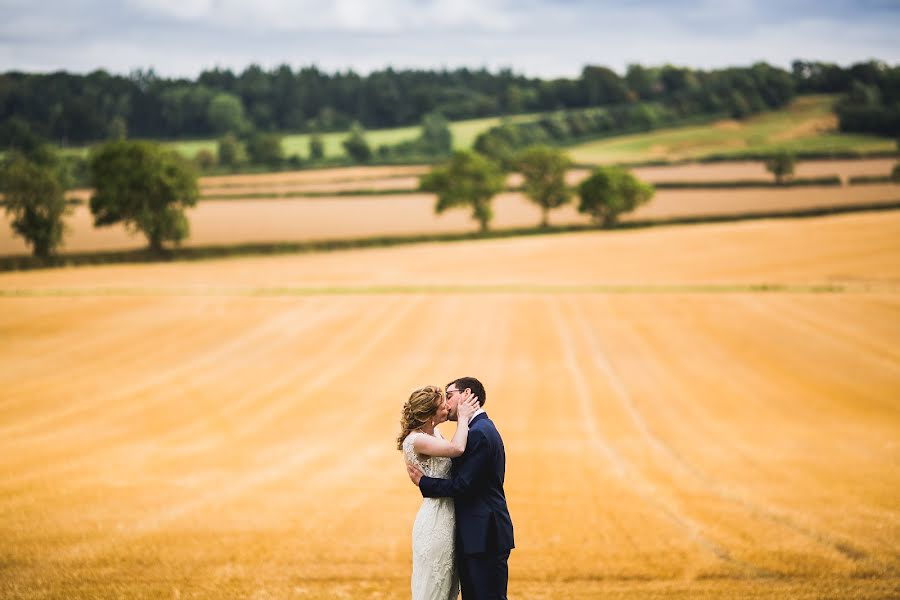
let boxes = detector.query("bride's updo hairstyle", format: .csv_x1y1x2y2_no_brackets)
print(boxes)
396,385,444,450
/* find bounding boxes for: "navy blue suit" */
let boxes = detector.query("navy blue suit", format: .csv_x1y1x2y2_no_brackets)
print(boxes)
419,412,514,600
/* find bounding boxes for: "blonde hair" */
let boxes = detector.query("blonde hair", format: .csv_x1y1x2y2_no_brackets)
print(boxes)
396,385,444,450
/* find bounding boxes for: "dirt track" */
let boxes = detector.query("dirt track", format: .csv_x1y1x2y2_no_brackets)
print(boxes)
1,212,899,598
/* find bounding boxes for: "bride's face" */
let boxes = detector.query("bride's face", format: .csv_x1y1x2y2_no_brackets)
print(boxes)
434,395,450,424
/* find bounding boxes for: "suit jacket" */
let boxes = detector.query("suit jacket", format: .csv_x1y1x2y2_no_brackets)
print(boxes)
419,412,515,555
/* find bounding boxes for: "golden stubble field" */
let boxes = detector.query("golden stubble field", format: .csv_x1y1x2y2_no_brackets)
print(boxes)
2,211,900,599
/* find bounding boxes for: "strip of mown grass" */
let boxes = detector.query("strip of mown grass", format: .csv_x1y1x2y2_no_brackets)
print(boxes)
3,201,900,272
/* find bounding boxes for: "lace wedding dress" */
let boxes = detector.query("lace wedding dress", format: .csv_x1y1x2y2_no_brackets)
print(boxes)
403,430,460,600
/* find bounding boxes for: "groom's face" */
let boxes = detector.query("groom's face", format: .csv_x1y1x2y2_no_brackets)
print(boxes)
445,384,464,422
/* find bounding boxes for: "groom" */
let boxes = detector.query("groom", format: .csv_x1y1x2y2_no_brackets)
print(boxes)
407,377,515,600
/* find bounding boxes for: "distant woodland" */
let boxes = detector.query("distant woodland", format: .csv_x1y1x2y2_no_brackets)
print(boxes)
2,60,897,147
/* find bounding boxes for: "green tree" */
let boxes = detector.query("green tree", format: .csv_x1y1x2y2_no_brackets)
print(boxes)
420,150,505,232
473,124,521,171
577,166,654,227
194,149,216,170
218,134,245,169
891,162,900,183
245,132,284,167
765,150,796,184
107,116,128,141
342,122,372,163
0,152,69,258
309,133,325,160
418,112,453,156
89,140,199,253
207,93,249,135
516,145,572,227
0,117,44,155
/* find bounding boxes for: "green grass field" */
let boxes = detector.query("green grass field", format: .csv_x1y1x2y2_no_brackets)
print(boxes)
58,96,895,166
568,95,896,164
162,113,541,160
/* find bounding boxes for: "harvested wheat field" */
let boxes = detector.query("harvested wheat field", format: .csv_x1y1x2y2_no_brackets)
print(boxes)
1,211,899,599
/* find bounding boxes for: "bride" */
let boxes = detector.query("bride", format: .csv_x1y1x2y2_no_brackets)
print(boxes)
398,385,479,600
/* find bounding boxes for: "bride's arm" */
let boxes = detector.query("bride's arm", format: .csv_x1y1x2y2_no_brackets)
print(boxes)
413,395,479,458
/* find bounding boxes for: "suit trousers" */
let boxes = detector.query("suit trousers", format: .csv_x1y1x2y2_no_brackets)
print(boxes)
459,550,510,600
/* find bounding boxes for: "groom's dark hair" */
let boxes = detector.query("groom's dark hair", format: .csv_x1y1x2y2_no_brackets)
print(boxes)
447,376,486,407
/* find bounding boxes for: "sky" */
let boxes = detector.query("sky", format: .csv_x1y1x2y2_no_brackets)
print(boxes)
1,0,899,79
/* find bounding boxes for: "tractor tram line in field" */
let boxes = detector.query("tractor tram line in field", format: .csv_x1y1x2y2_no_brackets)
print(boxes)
549,298,779,579
566,297,885,575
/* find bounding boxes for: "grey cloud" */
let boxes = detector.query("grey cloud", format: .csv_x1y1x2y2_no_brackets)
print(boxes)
0,0,897,77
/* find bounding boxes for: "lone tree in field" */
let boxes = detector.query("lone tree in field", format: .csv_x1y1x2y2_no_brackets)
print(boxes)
765,150,796,184
343,122,372,163
245,132,284,168
420,150,505,232
418,112,453,157
218,134,244,169
309,133,325,161
89,140,199,253
0,151,69,258
516,145,572,227
577,165,654,227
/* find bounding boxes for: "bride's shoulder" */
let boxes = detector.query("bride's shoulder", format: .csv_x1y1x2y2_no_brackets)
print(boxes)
403,430,423,447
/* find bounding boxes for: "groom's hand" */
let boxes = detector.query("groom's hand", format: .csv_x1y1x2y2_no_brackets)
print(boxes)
406,463,423,486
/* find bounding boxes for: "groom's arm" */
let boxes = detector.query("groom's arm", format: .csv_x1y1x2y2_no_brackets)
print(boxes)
418,430,489,499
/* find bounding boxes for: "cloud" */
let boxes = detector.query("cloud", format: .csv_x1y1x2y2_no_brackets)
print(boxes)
1,1,897,77
124,0,521,33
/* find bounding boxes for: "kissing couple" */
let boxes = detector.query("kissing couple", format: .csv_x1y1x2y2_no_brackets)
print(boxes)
398,377,515,600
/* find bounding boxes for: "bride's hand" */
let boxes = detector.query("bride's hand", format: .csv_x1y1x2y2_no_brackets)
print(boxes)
456,393,479,421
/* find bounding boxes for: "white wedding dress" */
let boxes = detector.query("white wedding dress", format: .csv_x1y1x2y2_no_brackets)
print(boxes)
403,430,460,600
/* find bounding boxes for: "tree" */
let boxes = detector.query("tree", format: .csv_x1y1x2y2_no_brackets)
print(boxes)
0,117,44,154
418,112,453,156
765,150,796,184
107,116,128,140
891,162,900,183
194,149,216,170
0,152,69,257
89,140,199,252
217,134,244,169
577,166,654,227
309,133,325,160
515,145,572,227
245,132,284,167
207,93,249,135
342,122,372,163
420,150,505,232
581,65,630,106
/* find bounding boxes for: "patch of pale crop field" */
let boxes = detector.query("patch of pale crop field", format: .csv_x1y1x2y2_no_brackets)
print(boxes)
192,159,898,195
630,158,899,184
200,165,430,189
55,159,893,205
6,180,900,255
1,212,900,599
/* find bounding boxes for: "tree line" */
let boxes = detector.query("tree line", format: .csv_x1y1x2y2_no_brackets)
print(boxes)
2,60,894,147
5,134,899,261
